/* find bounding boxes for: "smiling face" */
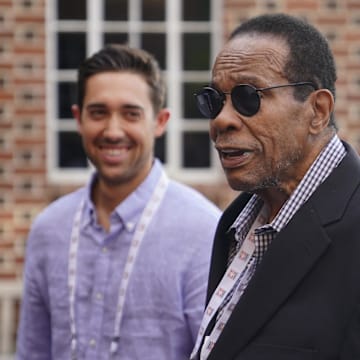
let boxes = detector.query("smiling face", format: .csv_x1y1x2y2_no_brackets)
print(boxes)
72,71,168,190
210,33,326,198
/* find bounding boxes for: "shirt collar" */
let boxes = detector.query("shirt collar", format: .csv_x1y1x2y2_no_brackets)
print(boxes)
230,134,346,238
269,134,345,232
82,159,165,232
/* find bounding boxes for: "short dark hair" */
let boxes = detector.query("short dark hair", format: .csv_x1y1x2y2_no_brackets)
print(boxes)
230,13,337,128
76,44,166,113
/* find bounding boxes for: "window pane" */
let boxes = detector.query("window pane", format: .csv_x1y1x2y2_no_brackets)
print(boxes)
104,0,128,21
58,32,86,69
103,33,129,46
58,132,88,168
183,0,210,21
182,132,210,168
155,133,166,164
142,0,165,21
141,33,166,70
183,82,209,119
57,0,86,20
182,33,210,70
58,82,77,119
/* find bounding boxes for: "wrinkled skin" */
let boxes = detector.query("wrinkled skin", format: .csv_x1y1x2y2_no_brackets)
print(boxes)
209,34,334,219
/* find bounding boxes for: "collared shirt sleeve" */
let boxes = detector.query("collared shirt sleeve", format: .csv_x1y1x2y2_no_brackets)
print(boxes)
182,240,212,342
16,222,52,360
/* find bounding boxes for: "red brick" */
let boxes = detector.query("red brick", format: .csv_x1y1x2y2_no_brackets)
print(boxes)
14,15,45,23
316,16,347,26
286,0,319,11
348,1,360,10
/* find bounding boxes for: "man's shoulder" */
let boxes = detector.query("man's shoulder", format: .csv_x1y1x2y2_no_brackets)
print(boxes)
166,180,221,214
32,187,86,229
25,187,86,255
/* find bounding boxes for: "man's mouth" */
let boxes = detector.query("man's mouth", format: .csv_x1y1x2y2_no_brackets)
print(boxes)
101,146,130,156
220,148,250,158
216,146,252,168
98,143,132,163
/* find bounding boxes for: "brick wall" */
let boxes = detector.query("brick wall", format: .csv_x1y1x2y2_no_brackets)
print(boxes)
1,0,360,280
0,0,48,279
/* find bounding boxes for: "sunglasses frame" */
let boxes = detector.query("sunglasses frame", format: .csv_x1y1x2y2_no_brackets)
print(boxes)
194,82,317,118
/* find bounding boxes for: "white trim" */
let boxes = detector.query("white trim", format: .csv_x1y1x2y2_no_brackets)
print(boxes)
128,0,142,47
0,281,22,356
56,21,87,32
45,0,57,183
166,0,182,174
87,0,102,54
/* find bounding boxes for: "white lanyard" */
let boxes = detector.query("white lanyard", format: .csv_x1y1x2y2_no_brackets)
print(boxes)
190,205,268,360
68,171,168,359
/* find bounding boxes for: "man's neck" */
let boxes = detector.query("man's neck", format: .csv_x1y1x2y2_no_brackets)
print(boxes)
91,171,151,231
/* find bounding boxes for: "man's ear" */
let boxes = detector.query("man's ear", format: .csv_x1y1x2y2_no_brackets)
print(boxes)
308,89,334,135
71,104,82,132
154,108,170,137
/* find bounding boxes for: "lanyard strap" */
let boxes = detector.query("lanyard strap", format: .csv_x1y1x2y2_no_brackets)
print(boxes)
68,171,169,359
190,205,268,360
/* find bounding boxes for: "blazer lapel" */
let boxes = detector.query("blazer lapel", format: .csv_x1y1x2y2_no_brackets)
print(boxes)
208,205,331,359
206,192,253,304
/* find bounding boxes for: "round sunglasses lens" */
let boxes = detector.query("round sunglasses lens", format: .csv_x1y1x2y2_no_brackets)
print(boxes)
195,88,223,118
232,85,260,116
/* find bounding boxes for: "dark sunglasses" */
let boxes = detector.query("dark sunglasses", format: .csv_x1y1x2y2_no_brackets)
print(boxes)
194,82,317,118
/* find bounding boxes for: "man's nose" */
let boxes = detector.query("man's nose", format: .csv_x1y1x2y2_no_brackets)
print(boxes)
210,97,244,138
103,114,125,138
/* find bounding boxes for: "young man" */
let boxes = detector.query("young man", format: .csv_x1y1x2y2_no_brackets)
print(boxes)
191,13,360,359
16,45,221,360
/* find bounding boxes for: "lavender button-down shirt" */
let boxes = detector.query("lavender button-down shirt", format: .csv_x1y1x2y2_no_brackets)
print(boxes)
16,160,221,360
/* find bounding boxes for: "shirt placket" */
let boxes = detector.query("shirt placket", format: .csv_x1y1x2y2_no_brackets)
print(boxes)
85,231,113,359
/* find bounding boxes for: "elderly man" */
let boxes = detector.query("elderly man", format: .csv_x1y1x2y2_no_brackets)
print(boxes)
191,13,360,360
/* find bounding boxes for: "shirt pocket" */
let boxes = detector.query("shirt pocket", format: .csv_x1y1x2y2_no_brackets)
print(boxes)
48,276,70,329
48,274,92,359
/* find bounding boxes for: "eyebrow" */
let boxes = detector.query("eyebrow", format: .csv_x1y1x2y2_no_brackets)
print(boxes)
122,104,144,111
85,103,144,111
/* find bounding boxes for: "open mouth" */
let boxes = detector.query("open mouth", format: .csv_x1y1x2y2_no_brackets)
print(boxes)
101,146,130,156
216,146,252,169
220,148,250,158
98,143,132,163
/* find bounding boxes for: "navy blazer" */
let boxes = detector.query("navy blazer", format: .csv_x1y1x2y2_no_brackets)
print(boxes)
200,141,360,359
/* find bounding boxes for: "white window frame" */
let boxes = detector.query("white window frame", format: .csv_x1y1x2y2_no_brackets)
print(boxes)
46,0,223,185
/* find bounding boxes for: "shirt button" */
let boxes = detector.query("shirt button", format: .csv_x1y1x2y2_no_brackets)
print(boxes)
126,222,134,231
102,247,108,253
95,292,103,300
89,338,96,347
